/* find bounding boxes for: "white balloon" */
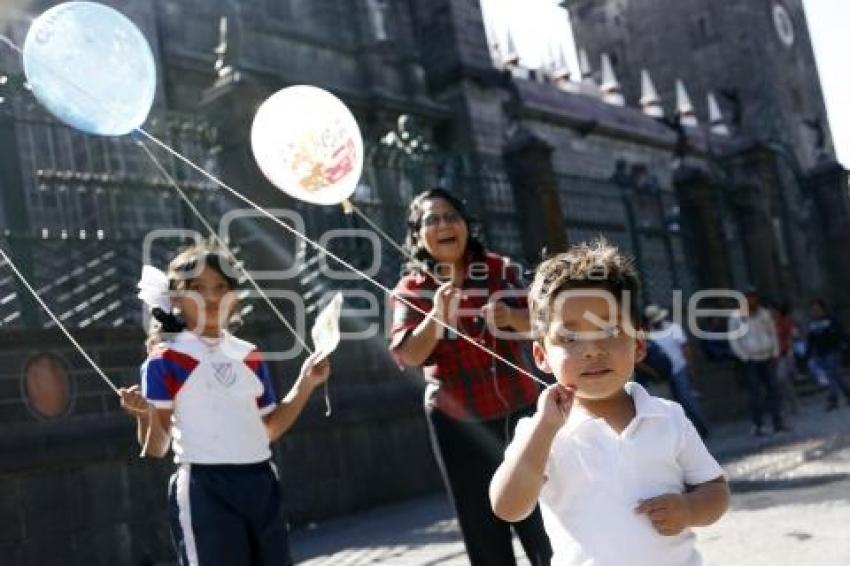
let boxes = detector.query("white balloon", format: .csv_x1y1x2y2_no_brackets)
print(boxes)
23,2,156,136
251,85,364,206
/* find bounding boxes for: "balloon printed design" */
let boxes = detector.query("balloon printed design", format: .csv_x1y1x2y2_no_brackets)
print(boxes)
251,85,364,206
23,1,156,136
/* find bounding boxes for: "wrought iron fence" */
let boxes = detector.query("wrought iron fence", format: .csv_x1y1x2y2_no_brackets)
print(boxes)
0,95,231,331
0,98,698,333
555,170,695,310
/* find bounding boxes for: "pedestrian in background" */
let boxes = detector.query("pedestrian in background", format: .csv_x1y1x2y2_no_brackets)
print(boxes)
728,289,788,436
773,303,801,417
645,304,711,438
806,299,850,411
633,337,673,391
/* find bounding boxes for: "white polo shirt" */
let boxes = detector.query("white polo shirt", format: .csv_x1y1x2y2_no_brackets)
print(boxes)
511,382,724,566
141,331,278,464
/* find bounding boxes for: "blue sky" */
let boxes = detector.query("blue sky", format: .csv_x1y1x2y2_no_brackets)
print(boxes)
482,0,849,166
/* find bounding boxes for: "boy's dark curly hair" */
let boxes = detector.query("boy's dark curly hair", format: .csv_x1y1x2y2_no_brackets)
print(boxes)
529,238,641,340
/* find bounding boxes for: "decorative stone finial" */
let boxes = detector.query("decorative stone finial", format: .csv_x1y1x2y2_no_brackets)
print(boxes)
675,79,699,127
600,53,625,106
707,92,730,135
640,69,664,118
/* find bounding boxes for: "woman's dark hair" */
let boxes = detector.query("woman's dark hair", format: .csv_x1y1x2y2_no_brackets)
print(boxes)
401,187,484,275
147,240,241,348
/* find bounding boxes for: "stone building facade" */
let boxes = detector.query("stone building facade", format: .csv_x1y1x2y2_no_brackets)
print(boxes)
0,0,848,563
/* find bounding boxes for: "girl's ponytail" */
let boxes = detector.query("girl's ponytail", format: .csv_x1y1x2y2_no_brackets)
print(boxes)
146,308,187,349
151,307,185,333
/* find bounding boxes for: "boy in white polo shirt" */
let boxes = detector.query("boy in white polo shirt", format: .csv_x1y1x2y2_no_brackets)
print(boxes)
490,239,729,566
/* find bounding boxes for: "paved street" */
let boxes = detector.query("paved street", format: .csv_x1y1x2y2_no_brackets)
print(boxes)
291,396,850,566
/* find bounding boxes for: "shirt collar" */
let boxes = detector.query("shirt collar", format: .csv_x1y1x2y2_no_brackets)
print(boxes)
172,330,253,360
564,380,666,435
562,402,593,436
626,381,667,420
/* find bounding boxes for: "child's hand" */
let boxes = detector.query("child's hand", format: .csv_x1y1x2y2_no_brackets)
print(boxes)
119,386,151,418
635,493,692,536
536,383,576,430
300,351,331,388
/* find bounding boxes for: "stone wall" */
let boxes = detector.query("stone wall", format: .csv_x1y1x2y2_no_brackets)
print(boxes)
0,326,440,565
566,0,834,170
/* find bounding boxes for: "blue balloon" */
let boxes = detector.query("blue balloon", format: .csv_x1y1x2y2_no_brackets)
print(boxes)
23,2,156,136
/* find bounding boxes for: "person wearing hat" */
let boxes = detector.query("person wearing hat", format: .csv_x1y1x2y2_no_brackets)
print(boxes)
728,289,788,435
645,304,711,438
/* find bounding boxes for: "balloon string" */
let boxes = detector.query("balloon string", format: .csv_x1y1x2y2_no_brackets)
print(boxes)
0,245,119,394
1,34,337,418
0,35,23,55
136,128,548,388
140,408,153,458
0,35,123,400
344,200,441,285
135,140,332,416
136,140,309,350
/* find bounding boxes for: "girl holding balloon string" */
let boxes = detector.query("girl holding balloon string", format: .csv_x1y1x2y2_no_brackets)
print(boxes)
19,8,330,564
389,188,553,566
119,240,330,566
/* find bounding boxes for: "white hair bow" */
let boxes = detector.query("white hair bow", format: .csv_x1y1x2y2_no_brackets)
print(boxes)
136,265,172,312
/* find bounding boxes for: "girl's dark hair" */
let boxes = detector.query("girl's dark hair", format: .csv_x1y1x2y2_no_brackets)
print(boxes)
146,240,241,348
401,187,484,275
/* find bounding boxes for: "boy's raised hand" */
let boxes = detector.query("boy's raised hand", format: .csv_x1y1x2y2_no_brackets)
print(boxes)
536,383,576,430
635,494,692,536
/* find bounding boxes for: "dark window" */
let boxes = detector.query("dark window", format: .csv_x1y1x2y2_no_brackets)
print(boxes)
790,87,803,112
691,13,718,48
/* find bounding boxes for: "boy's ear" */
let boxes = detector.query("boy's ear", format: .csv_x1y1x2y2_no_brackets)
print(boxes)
633,329,648,363
532,341,553,374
